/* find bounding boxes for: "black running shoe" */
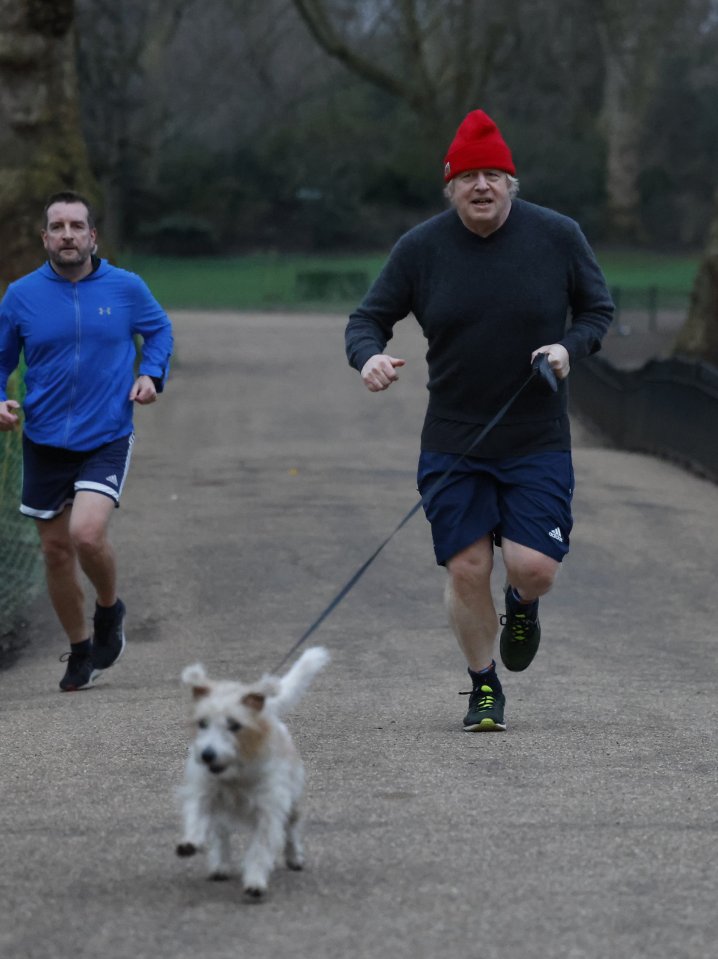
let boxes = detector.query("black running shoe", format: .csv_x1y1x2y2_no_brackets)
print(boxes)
461,684,507,732
91,598,126,678
59,646,94,692
499,587,541,672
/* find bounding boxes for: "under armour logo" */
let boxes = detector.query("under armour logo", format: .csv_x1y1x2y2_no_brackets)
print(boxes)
98,307,112,315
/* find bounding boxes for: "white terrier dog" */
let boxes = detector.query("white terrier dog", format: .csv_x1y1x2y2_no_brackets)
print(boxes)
176,646,329,900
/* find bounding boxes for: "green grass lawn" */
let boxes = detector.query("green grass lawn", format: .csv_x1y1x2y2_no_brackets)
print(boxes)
119,252,386,311
597,249,699,297
119,249,700,312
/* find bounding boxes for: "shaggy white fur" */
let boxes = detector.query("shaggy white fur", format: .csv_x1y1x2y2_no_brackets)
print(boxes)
176,646,329,900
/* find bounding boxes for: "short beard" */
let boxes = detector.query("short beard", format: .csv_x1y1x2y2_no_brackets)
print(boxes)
49,247,91,269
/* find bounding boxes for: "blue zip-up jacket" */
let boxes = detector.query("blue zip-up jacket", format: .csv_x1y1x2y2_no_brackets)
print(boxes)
0,259,173,451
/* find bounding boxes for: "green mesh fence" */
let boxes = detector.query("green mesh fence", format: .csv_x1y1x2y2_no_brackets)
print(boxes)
0,370,42,635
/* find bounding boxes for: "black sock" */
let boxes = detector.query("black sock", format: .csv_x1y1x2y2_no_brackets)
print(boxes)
94,600,119,619
468,661,502,694
71,638,92,656
510,587,538,615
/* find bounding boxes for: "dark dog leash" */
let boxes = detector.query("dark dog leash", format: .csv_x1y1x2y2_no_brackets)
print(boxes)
273,353,558,671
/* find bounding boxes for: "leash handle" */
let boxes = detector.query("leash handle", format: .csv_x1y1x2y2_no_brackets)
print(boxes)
273,362,544,671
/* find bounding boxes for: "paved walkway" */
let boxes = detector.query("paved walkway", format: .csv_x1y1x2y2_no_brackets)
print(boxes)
1,311,716,959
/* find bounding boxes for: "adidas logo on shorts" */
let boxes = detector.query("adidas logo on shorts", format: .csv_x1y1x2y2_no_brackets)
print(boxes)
105,474,119,486
548,527,563,542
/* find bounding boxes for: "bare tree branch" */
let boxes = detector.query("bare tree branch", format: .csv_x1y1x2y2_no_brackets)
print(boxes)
291,0,445,120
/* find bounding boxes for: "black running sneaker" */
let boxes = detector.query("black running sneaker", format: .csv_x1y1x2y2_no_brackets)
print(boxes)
499,587,541,672
91,598,126,678
461,684,507,732
59,645,94,692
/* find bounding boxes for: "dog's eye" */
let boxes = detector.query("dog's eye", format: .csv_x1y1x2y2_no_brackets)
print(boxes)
197,718,208,729
227,719,242,732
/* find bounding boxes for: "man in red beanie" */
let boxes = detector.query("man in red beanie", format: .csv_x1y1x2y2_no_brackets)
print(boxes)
345,109,613,732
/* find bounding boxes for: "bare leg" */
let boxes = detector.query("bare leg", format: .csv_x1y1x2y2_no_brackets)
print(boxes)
35,509,88,644
68,491,118,607
501,538,559,602
35,492,118,645
445,536,498,672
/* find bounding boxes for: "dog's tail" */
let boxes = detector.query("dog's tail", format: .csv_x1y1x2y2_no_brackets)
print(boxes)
269,646,329,714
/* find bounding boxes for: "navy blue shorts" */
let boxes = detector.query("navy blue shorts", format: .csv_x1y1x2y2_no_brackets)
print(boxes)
417,450,574,566
21,433,135,520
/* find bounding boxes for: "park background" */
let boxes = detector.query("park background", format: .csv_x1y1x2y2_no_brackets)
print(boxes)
1,10,718,957
2,0,718,639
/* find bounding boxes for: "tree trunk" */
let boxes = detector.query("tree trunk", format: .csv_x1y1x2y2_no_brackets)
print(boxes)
598,42,645,241
595,0,685,243
0,0,99,286
672,188,718,366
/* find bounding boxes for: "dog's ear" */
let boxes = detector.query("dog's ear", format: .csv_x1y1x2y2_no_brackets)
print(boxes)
181,663,211,699
241,692,266,712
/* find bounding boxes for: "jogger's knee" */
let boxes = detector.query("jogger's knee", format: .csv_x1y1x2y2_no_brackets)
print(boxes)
447,542,494,590
509,555,558,598
39,536,75,571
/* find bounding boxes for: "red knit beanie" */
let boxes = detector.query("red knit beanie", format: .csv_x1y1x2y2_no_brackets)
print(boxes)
443,109,515,182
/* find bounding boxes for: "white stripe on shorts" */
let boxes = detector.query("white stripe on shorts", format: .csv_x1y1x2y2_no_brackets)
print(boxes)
75,480,121,502
20,499,74,520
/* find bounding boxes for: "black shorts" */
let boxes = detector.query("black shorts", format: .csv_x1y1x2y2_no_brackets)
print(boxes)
20,433,134,520
417,450,574,566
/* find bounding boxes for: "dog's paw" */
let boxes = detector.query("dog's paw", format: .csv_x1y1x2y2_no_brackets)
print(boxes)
243,885,267,902
176,842,198,857
286,857,304,871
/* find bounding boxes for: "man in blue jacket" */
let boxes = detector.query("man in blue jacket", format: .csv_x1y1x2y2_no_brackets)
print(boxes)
0,191,174,691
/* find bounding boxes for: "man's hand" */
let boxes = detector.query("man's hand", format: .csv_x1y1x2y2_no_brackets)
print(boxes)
360,354,406,392
531,344,570,380
129,374,157,405
0,399,21,431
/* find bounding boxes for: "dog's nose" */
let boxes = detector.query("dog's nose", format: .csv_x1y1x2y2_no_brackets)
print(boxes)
201,747,217,765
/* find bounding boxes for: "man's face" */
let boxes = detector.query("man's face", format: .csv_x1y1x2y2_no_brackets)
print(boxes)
450,169,512,237
42,202,96,272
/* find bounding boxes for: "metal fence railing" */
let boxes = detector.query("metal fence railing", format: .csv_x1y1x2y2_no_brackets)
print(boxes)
570,353,718,482
608,287,690,338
